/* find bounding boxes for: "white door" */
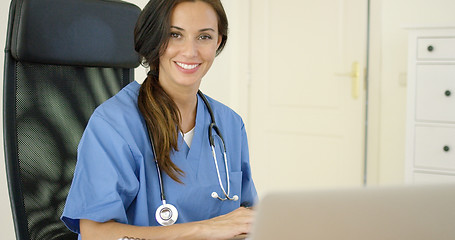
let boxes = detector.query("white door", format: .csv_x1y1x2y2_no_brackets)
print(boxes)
249,0,368,194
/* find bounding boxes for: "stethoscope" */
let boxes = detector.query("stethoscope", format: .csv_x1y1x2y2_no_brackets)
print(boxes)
148,90,238,226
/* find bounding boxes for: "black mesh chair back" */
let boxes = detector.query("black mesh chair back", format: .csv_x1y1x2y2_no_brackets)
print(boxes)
3,0,141,239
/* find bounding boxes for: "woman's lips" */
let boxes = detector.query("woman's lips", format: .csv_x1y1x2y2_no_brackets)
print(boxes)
175,61,201,73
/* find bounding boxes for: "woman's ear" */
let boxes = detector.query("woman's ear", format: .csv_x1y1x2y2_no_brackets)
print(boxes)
217,34,222,49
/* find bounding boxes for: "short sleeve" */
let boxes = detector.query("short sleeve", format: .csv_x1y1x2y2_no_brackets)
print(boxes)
61,114,140,234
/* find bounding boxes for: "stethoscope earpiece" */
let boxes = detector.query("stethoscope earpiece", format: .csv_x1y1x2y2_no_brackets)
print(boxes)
232,195,239,201
212,191,239,201
211,191,219,199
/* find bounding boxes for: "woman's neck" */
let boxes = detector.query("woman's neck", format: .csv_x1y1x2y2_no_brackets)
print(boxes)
175,93,197,133
159,82,198,133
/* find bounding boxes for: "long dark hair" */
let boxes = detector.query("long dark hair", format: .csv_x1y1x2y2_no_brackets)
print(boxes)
134,0,228,183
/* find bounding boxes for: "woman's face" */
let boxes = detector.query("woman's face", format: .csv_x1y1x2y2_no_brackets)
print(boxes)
159,1,221,93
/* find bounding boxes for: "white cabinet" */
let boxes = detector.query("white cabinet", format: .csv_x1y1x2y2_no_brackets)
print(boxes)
405,27,455,183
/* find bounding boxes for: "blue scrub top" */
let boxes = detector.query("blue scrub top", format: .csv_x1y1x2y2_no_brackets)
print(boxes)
61,81,257,235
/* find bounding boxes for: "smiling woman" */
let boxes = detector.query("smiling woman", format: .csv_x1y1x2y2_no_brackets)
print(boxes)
158,2,223,132
134,0,228,184
60,0,257,240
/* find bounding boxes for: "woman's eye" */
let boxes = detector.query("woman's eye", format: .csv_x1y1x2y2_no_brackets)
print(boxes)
170,32,181,38
199,34,212,40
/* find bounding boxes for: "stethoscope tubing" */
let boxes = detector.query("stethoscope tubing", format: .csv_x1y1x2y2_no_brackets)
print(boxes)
149,90,238,226
198,91,237,201
150,135,166,203
211,145,231,200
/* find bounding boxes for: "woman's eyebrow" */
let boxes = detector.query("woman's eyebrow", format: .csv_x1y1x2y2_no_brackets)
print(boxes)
199,28,216,32
171,26,184,31
170,26,215,32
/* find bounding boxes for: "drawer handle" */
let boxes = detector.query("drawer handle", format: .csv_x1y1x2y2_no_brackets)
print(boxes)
443,146,450,152
427,45,434,52
445,90,451,97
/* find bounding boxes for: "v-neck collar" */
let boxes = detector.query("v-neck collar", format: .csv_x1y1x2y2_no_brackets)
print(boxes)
178,93,207,176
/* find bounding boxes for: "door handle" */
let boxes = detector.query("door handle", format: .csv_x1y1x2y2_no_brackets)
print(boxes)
335,61,360,99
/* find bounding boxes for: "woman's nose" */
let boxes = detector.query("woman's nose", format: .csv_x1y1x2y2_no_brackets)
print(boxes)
181,39,198,58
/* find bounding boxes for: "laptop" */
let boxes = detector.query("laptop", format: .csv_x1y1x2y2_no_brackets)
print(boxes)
248,184,455,240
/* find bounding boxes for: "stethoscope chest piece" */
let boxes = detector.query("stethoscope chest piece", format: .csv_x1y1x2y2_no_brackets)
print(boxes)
155,202,178,226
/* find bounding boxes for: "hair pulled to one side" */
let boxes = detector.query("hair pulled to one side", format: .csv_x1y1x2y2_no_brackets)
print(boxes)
134,0,228,183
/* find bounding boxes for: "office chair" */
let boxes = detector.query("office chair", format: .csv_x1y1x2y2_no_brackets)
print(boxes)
3,0,141,239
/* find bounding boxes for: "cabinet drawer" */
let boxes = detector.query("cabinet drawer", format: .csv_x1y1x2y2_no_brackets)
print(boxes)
414,126,455,171
418,37,455,59
413,172,455,184
416,64,455,123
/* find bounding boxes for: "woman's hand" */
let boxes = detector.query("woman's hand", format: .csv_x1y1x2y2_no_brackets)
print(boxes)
196,207,255,240
80,207,255,240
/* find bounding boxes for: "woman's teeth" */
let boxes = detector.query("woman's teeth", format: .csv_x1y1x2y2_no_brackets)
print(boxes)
176,62,199,70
